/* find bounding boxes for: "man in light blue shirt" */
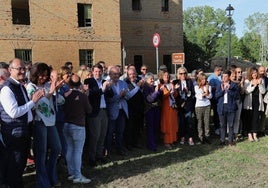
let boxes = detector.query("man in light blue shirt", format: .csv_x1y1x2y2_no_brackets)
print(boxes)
207,65,222,135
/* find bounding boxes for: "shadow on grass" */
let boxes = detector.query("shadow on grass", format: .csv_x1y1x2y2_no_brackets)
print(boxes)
90,142,219,187
23,134,223,188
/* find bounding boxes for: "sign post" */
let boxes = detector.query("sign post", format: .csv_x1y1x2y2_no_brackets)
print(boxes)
172,53,185,75
153,33,160,73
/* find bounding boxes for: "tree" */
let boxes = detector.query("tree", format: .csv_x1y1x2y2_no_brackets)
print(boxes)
244,13,268,63
239,32,261,63
183,6,231,62
215,33,242,58
183,33,207,71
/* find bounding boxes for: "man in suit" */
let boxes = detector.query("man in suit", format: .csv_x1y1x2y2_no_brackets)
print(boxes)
105,66,139,156
215,70,239,146
124,68,144,150
84,63,111,166
0,58,43,187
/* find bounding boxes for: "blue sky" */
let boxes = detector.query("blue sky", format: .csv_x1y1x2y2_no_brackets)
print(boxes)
183,0,268,38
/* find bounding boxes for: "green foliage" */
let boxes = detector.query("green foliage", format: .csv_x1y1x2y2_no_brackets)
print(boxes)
183,6,266,66
183,6,230,62
239,32,261,63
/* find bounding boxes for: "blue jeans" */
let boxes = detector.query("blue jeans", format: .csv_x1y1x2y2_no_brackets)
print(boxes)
34,121,62,188
63,123,85,179
106,110,126,152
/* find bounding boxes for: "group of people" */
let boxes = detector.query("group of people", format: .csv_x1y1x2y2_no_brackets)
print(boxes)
0,58,268,188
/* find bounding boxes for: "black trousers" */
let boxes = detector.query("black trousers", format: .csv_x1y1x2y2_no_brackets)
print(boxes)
0,133,30,188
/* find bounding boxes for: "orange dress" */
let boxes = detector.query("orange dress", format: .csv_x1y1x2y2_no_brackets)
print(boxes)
160,85,179,144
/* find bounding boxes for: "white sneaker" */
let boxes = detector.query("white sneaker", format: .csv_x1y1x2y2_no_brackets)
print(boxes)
73,176,91,184
68,175,75,180
188,138,195,146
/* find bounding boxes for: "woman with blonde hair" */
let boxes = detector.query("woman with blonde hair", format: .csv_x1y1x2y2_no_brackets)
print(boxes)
173,67,195,145
194,73,212,144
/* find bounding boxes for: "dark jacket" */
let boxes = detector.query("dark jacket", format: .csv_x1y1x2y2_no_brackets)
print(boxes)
173,79,195,113
0,79,29,143
84,77,113,118
125,79,144,118
215,81,239,115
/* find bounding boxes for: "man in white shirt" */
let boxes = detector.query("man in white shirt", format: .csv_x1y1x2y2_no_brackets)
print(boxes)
0,58,43,188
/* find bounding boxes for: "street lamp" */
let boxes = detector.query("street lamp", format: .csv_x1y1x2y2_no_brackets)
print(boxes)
225,4,234,69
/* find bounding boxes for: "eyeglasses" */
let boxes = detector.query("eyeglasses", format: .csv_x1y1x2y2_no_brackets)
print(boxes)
11,67,26,72
179,72,187,75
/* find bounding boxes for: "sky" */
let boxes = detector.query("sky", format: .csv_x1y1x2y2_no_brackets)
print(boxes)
183,0,268,38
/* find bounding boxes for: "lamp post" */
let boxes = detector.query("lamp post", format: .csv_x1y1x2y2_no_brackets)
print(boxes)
225,4,234,70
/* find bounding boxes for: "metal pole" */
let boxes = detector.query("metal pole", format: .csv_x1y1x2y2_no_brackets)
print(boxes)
122,46,126,68
228,17,231,70
156,47,159,74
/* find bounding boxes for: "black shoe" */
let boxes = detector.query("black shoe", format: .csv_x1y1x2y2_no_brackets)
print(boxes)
197,138,205,145
117,150,128,156
88,160,97,167
126,145,133,151
52,182,62,187
219,141,225,146
96,157,108,164
204,137,211,144
132,144,142,149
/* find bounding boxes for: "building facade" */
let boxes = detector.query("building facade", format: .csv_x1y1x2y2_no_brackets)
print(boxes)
0,0,183,72
0,0,121,70
120,0,183,74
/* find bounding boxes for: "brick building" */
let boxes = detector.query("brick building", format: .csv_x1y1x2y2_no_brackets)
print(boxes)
120,0,183,74
0,0,183,72
0,0,121,70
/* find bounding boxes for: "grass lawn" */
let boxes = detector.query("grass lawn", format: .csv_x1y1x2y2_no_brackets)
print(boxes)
24,135,268,188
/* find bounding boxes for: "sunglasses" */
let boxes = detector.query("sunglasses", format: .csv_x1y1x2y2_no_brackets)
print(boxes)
179,72,187,75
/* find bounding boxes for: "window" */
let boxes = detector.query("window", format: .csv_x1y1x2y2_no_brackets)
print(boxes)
15,49,32,61
79,50,93,68
77,3,92,27
161,0,169,12
11,0,30,25
132,0,141,11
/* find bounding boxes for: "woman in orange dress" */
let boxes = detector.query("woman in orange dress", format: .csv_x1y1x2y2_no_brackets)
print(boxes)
159,71,178,149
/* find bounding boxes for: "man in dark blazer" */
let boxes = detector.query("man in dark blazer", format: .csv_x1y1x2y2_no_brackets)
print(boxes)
84,63,112,166
124,68,144,150
215,70,239,146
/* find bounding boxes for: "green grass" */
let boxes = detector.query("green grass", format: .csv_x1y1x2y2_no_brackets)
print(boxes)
24,136,268,187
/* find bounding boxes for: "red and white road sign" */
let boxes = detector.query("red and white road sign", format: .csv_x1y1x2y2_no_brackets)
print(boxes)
152,33,160,48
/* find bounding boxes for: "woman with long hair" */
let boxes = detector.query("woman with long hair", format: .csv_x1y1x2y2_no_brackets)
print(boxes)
27,62,62,187
159,71,178,149
194,73,212,144
243,67,266,142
